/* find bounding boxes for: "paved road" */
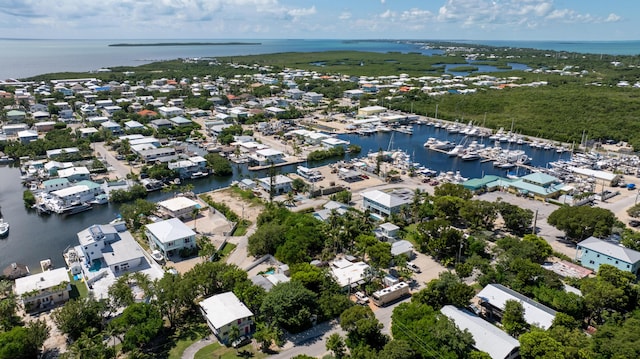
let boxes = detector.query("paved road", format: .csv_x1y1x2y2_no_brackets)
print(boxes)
181,336,216,359
93,142,133,179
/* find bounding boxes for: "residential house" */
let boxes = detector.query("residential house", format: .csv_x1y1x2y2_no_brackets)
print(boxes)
312,201,349,222
343,89,364,99
77,222,145,276
103,105,122,116
149,118,173,130
257,174,293,195
168,116,192,127
158,106,184,117
250,148,285,167
95,99,114,108
57,166,90,182
168,156,207,178
374,222,400,242
321,137,350,149
302,91,324,104
330,258,371,291
137,147,177,163
199,292,254,344
361,189,412,217
46,147,80,159
32,111,50,121
576,236,640,275
80,104,98,117
358,105,386,116
145,218,196,258
3,123,29,135
286,88,304,100
50,181,104,206
14,268,71,312
78,127,99,138
441,305,520,359
6,110,26,122
86,116,109,125
34,121,56,133
29,103,48,113
157,196,201,220
43,178,71,192
101,120,122,134
476,284,557,330
17,130,38,143
124,120,146,131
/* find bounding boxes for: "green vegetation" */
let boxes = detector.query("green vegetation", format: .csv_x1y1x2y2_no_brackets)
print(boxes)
204,153,232,176
548,205,619,241
109,184,148,203
307,146,345,162
200,194,239,222
22,190,35,208
231,220,251,236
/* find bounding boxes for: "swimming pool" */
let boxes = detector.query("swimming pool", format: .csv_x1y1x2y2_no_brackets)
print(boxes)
88,259,102,272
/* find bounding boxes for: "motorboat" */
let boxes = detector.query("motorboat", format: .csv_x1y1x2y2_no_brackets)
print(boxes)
460,151,481,161
151,250,165,263
423,137,437,148
0,218,9,237
447,145,464,157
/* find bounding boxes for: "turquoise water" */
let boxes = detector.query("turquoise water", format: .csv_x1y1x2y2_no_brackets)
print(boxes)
265,269,275,275
88,259,102,272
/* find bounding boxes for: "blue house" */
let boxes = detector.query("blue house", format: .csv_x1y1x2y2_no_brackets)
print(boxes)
576,236,640,275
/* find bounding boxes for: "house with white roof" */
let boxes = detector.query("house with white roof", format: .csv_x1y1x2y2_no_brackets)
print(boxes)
257,174,293,195
576,236,640,275
158,106,184,117
441,305,520,359
46,147,80,159
101,120,122,134
476,284,557,330
329,258,371,291
145,218,196,259
50,180,104,207
77,127,99,138
199,292,254,344
167,156,207,178
250,148,285,167
77,222,145,277
57,166,90,182
375,222,400,242
124,120,146,131
321,137,350,149
361,189,412,217
168,116,192,127
3,123,29,135
302,91,323,104
358,105,386,116
14,268,71,312
157,196,201,220
18,130,38,143
34,121,57,133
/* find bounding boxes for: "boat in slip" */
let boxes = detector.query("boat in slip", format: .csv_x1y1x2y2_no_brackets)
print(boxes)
423,137,437,148
460,151,481,161
0,218,9,237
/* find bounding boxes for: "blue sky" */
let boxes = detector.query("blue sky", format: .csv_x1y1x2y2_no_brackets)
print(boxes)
0,0,633,41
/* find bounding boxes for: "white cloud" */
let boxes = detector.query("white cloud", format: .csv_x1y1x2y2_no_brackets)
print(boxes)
287,6,317,17
339,12,352,20
605,13,621,23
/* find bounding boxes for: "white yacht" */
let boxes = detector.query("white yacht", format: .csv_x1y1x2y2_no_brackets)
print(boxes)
423,137,437,148
0,218,9,237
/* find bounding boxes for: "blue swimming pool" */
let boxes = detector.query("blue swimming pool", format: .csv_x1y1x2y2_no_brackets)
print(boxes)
88,259,102,272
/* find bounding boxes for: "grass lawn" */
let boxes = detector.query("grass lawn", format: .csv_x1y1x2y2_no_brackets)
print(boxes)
67,272,89,299
194,343,268,359
231,220,251,237
167,323,211,359
219,242,237,257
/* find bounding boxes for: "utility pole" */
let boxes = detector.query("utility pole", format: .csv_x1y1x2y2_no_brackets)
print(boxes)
532,209,538,235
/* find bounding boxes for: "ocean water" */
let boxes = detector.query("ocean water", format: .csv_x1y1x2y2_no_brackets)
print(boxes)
1,38,639,80
0,39,440,80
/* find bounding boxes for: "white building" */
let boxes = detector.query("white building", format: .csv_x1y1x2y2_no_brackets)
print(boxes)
77,222,145,275
250,148,285,166
50,181,104,207
199,292,254,344
158,106,184,117
157,196,201,220
321,137,350,149
361,190,412,217
57,166,90,182
441,305,520,359
145,218,196,259
476,284,557,330
257,174,293,195
330,258,370,290
302,91,324,104
14,268,71,312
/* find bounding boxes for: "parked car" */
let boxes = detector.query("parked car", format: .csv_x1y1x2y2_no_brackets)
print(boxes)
231,335,251,348
629,220,640,227
354,291,369,304
407,262,421,273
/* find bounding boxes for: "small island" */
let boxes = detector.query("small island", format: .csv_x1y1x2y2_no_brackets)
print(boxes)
108,42,261,47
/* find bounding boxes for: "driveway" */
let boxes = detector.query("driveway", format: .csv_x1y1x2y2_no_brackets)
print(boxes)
93,141,133,179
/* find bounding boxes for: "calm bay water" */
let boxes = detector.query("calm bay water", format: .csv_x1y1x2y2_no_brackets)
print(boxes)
0,124,570,272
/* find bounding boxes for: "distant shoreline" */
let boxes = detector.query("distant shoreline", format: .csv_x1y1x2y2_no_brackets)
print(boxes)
108,42,262,47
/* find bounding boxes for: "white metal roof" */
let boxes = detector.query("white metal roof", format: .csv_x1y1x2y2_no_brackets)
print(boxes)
362,190,412,208
15,268,69,296
199,292,254,330
476,284,557,330
158,196,199,213
145,218,196,244
441,305,519,359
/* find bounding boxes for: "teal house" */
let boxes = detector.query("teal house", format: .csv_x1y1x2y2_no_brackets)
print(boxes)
576,236,640,275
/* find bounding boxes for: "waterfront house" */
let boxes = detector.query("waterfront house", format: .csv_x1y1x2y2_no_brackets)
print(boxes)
157,196,201,220
50,180,104,207
321,137,350,149
168,156,207,178
43,178,71,192
441,305,520,359
145,218,196,259
257,174,293,195
14,268,71,312
18,130,38,143
361,189,412,217
77,222,145,276
199,292,254,344
57,166,90,182
250,148,285,167
575,236,640,275
44,161,72,176
476,284,557,330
